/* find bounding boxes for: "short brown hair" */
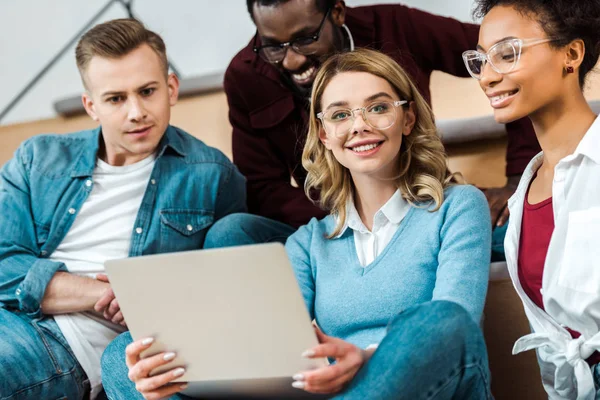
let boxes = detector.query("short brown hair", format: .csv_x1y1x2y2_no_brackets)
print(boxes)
75,18,168,85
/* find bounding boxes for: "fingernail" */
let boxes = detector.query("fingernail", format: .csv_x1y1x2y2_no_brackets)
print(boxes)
292,381,305,389
301,350,315,358
163,352,176,361
180,384,189,390
173,368,186,377
141,337,154,346
292,373,304,381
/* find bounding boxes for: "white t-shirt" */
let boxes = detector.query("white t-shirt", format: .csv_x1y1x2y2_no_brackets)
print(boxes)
51,154,156,399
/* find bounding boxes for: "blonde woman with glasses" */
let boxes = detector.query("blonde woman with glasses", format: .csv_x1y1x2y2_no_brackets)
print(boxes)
282,48,493,398
466,1,600,398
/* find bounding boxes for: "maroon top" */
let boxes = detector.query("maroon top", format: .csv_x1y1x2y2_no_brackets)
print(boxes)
518,191,554,309
224,4,540,227
518,185,600,365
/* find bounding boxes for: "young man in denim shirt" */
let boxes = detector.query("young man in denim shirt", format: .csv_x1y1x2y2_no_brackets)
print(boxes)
0,19,246,399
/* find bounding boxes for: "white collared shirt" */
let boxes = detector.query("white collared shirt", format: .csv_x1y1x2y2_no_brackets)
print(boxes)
505,116,600,400
338,190,410,267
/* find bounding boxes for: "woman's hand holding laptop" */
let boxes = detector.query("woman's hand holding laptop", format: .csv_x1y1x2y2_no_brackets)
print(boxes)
291,326,375,395
124,337,188,400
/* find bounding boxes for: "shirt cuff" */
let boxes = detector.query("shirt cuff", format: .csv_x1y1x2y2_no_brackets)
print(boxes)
17,258,67,317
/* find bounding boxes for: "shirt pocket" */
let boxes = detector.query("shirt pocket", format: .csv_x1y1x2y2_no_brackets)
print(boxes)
557,207,600,293
159,209,214,252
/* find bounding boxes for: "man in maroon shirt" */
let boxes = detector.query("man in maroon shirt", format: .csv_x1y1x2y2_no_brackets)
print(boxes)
210,0,540,252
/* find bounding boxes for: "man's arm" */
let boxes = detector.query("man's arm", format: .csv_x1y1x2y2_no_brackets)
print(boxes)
0,142,108,317
224,68,326,228
41,272,108,315
214,163,247,221
398,4,479,78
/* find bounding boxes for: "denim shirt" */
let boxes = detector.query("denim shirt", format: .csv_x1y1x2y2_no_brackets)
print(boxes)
0,125,246,318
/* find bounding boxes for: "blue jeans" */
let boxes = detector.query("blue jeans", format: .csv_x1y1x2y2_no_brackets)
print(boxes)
0,307,89,399
101,301,491,400
204,213,296,248
491,222,508,262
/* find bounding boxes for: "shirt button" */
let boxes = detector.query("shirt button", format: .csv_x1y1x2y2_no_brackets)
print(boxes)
40,250,47,256
68,208,76,215
151,179,156,185
15,289,21,296
186,224,193,232
136,227,143,234
85,179,92,187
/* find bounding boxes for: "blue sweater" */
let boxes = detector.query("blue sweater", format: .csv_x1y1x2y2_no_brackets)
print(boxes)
285,185,491,350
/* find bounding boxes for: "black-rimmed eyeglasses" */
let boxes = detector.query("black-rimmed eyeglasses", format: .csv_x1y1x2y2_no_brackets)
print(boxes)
253,9,330,64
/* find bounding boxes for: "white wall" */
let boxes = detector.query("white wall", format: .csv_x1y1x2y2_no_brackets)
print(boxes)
0,0,477,125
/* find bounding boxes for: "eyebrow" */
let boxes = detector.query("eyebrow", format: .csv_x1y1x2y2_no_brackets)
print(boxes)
477,36,517,51
260,23,320,44
101,81,159,98
324,92,394,110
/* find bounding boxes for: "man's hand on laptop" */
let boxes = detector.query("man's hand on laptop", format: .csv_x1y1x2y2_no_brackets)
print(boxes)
94,273,127,327
291,326,372,394
125,337,189,400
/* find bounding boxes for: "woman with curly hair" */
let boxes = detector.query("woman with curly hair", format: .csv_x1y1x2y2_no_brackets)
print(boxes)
110,48,493,399
464,1,600,398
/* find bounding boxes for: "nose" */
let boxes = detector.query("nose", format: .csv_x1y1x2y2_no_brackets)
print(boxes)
479,62,503,90
127,96,148,122
350,109,370,135
281,47,308,72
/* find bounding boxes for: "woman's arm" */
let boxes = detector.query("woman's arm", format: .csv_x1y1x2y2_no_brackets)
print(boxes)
433,185,492,323
285,222,317,320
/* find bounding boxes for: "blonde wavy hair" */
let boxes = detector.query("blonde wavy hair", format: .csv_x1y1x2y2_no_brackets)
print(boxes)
302,48,461,237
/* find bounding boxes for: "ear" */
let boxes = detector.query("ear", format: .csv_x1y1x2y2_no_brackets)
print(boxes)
401,101,417,136
318,124,333,150
564,39,585,75
81,92,99,122
330,1,346,27
167,73,180,106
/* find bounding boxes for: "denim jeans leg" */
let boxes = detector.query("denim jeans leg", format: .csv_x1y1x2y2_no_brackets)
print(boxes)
491,220,509,262
333,301,492,400
0,308,88,400
204,213,296,248
593,364,600,399
101,332,192,400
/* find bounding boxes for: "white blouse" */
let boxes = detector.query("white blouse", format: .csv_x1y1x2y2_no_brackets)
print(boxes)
505,116,600,400
337,190,410,266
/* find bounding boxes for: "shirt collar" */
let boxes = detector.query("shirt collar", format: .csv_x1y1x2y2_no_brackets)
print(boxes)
573,115,600,165
71,125,184,178
508,115,600,209
335,189,408,238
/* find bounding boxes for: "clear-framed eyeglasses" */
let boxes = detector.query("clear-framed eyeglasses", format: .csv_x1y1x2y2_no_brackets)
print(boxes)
253,9,330,64
462,37,558,80
317,100,408,137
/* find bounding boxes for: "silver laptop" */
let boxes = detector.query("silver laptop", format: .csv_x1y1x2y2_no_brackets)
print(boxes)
105,243,327,399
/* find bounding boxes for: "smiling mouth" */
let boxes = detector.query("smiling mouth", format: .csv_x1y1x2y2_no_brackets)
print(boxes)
489,89,519,106
291,65,317,85
349,142,383,153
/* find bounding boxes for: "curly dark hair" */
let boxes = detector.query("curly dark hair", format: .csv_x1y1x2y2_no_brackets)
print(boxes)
473,0,600,87
246,0,338,19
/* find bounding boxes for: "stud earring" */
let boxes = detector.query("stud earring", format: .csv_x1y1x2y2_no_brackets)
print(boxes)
566,66,574,73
